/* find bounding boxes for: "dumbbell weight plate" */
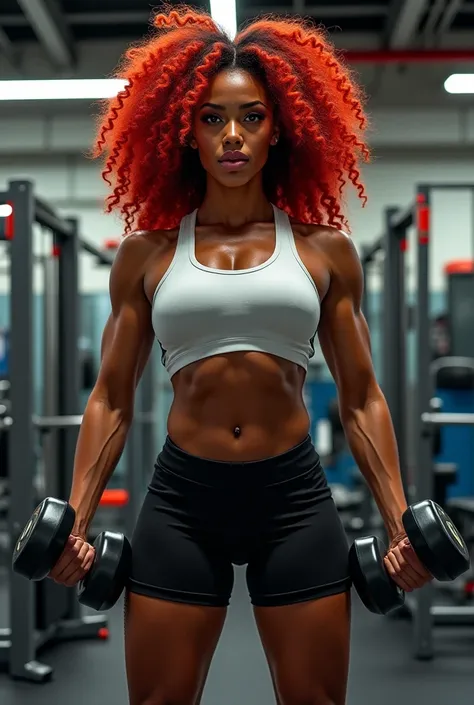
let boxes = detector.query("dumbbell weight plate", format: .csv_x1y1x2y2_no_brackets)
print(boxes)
12,498,75,581
403,500,470,581
349,536,405,615
77,531,132,611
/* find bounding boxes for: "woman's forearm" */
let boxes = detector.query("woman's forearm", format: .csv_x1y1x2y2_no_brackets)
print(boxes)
341,394,408,539
68,395,132,536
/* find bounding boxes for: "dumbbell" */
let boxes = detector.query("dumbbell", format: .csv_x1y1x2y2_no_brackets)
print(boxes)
12,497,132,611
349,499,471,615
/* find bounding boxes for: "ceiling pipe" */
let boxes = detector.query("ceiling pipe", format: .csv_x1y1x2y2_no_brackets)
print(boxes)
344,49,474,63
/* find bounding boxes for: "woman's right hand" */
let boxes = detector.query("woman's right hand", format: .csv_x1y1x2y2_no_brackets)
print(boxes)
49,535,96,588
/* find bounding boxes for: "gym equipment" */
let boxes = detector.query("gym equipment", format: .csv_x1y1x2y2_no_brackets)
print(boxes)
350,499,470,615
403,501,469,580
413,187,474,659
12,497,131,611
0,181,115,683
77,531,132,611
1,181,155,682
393,183,474,660
445,260,474,359
430,358,474,499
350,536,404,615
0,328,8,376
12,498,75,581
360,184,474,659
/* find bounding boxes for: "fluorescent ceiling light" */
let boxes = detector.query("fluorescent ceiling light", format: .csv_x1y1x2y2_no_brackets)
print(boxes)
444,74,474,94
0,78,128,101
0,1,238,102
210,0,237,40
0,204,13,218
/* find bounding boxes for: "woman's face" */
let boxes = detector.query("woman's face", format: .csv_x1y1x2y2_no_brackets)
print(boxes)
191,68,279,188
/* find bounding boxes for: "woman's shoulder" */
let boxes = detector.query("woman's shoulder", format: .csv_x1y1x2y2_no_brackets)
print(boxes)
290,220,351,249
290,220,360,272
108,228,180,287
117,227,180,257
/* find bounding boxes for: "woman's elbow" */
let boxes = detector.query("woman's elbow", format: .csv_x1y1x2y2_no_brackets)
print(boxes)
89,377,135,422
339,382,383,422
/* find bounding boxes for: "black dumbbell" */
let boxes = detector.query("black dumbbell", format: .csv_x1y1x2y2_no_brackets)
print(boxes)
349,499,471,615
12,497,132,611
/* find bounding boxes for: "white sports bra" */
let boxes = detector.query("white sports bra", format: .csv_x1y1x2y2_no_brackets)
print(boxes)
151,204,321,378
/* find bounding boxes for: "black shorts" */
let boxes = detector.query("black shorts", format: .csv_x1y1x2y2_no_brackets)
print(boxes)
128,435,352,607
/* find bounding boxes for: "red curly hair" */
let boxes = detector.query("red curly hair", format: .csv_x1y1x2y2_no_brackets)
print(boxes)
94,4,370,233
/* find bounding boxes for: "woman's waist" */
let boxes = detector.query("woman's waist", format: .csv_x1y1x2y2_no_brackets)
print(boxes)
152,432,328,493
166,406,311,462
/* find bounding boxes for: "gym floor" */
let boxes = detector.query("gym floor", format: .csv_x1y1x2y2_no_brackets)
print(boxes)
0,567,473,705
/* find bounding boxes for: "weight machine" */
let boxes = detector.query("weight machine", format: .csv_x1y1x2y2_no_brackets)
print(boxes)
0,180,156,682
362,184,474,660
408,184,474,659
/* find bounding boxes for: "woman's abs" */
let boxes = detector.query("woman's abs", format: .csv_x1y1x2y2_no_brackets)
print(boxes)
167,351,311,461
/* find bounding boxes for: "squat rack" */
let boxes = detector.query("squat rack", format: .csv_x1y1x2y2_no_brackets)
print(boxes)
364,183,474,660
0,180,155,681
407,183,474,660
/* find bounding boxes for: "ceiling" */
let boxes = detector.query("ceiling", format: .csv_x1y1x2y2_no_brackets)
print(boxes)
0,1,473,59
0,1,474,109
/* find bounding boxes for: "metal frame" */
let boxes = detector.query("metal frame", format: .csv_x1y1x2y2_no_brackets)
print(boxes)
397,183,474,660
382,207,410,490
411,183,474,659
0,180,115,682
362,183,474,659
15,0,76,70
360,206,410,527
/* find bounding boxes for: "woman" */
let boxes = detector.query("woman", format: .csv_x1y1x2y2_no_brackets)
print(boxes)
50,6,431,705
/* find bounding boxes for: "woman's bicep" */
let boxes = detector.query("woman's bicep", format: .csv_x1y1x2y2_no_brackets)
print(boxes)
319,298,374,395
318,238,378,411
94,237,155,410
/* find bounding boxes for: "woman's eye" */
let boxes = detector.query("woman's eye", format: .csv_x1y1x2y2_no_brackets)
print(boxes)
201,112,265,125
202,114,222,124
244,113,265,123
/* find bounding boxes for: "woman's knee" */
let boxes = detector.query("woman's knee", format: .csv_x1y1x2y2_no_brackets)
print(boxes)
278,686,343,705
128,672,205,705
280,698,340,705
134,701,186,705
130,692,199,705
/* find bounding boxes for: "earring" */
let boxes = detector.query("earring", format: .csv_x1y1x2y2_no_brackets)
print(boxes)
272,136,279,146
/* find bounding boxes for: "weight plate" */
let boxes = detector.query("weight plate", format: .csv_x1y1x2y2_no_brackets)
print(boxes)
78,531,131,611
403,500,470,582
350,536,405,615
12,498,75,581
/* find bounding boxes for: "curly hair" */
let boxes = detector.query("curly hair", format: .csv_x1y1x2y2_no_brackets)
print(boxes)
93,4,370,233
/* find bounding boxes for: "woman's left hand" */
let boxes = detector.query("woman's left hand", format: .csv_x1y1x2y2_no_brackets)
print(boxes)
383,534,433,592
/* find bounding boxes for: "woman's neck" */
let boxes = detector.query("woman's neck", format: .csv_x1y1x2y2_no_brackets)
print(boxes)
197,183,273,229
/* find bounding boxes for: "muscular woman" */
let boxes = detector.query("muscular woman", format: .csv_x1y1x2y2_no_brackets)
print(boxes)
50,7,431,705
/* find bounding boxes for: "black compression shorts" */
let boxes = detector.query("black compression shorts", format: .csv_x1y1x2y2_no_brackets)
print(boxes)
128,435,352,607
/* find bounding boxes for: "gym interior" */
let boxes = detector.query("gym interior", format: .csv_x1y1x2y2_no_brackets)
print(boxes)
1,2,474,704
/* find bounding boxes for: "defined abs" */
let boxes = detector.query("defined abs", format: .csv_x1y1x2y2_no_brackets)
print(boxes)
167,353,310,460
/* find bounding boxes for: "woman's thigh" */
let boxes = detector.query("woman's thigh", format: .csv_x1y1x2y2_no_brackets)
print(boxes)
254,591,351,705
125,592,227,705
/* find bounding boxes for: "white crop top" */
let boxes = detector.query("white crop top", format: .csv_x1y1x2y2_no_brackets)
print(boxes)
151,204,321,378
